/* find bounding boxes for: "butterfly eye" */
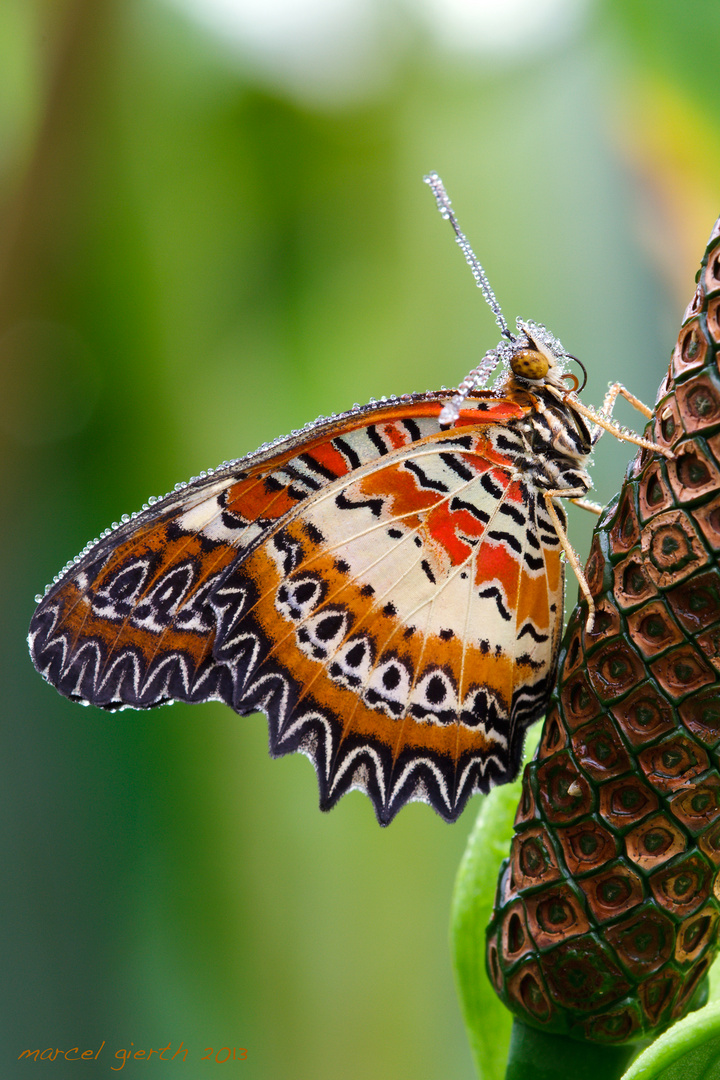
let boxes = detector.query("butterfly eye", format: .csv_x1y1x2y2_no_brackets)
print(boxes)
510,349,550,380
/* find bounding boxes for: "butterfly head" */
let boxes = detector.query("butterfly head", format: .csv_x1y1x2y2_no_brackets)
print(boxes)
508,319,575,391
509,348,550,381
436,320,581,427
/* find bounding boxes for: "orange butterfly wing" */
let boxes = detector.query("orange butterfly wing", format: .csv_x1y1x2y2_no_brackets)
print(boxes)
29,393,563,822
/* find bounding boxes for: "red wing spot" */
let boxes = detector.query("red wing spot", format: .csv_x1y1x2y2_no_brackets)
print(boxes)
457,402,526,424
426,501,484,564
225,478,298,521
505,479,526,504
475,543,520,590
306,442,351,478
382,423,411,450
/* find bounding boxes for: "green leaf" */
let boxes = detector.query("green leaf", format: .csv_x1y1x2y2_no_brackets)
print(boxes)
709,952,720,1004
451,726,541,1080
621,999,720,1080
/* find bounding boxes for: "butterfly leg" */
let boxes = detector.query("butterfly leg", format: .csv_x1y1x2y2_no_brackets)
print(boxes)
569,389,674,460
596,382,653,423
543,489,597,631
570,497,603,515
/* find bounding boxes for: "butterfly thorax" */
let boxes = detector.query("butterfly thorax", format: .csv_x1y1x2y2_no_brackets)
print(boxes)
500,378,593,499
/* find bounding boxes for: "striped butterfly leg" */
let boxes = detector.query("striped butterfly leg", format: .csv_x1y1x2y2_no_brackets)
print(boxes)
570,384,675,460
570,497,603,515
594,382,652,435
546,386,677,633
542,489,599,632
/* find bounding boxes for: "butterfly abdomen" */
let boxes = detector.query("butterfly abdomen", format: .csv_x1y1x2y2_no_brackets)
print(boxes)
486,216,720,1042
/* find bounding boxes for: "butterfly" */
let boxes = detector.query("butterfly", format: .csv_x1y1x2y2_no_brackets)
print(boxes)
28,175,671,824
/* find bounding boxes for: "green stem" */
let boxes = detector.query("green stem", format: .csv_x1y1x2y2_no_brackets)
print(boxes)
504,1020,635,1080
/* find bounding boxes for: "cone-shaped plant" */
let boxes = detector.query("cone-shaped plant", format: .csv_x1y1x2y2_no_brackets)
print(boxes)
485,214,720,1047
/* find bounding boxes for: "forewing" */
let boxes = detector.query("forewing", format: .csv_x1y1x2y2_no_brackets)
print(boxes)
29,393,560,822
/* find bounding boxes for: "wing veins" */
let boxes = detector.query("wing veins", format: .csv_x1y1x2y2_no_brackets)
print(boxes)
231,461,512,700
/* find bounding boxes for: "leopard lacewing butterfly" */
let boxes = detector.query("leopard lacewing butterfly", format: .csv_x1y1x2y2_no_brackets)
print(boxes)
28,175,667,824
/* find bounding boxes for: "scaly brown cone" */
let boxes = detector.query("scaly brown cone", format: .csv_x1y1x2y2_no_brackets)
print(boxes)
486,215,720,1044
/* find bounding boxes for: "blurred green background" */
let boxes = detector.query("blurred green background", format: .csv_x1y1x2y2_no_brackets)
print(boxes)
2,1,720,1077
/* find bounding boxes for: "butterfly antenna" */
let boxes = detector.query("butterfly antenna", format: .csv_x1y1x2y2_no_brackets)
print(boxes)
424,173,515,424
424,172,512,341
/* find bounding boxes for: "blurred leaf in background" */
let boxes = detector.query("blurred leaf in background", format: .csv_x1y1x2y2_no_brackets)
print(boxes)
2,1,719,1078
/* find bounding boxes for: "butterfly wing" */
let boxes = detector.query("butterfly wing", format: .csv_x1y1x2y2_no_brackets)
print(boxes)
29,393,563,823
